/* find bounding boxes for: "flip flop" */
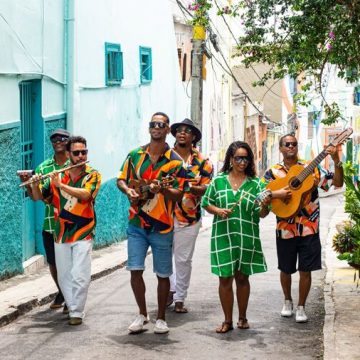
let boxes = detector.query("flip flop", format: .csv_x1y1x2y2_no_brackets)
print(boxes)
174,302,188,313
215,321,233,333
166,291,175,307
237,318,249,329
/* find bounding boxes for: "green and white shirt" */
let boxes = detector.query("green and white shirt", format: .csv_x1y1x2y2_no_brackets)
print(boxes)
201,172,267,277
35,156,70,233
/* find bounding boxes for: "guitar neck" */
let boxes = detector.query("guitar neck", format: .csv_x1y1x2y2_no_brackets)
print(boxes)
296,150,327,183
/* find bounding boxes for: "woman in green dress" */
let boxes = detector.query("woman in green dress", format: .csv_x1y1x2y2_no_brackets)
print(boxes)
202,141,271,333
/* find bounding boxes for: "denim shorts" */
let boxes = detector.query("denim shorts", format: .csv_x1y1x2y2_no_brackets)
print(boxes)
126,224,173,278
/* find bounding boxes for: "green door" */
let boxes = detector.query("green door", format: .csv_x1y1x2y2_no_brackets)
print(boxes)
20,81,37,261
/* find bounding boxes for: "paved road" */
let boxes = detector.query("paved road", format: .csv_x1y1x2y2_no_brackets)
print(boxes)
0,196,341,360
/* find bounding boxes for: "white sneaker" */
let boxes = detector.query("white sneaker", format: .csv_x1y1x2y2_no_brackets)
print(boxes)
281,300,293,317
154,319,169,334
128,314,149,333
295,306,308,323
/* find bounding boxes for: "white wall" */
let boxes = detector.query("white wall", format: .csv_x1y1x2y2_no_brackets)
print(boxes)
0,0,65,123
73,0,189,180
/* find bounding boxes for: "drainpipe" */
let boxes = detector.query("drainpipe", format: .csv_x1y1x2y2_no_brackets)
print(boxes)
64,0,75,132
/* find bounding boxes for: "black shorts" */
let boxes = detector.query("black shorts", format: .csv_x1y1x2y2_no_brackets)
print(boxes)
42,230,56,266
276,233,322,274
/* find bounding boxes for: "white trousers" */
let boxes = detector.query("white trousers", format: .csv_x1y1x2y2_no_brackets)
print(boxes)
170,218,201,303
55,240,92,319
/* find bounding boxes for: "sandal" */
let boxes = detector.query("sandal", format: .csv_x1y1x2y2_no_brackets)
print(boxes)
174,302,188,313
215,321,233,333
166,291,175,307
237,318,249,329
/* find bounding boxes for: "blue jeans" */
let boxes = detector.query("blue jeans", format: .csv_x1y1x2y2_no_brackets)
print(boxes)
126,224,174,278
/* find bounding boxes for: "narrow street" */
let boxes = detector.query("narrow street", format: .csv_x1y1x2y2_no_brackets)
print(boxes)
0,195,341,360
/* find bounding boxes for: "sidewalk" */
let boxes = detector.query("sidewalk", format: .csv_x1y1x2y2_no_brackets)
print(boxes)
323,197,360,360
1,204,359,359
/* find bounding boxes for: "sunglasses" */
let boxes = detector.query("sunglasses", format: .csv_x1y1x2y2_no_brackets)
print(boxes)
51,136,68,143
71,149,88,156
233,156,249,164
283,141,298,148
149,121,168,129
176,127,193,134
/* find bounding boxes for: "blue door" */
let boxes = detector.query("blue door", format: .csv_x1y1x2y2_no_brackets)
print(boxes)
20,81,43,261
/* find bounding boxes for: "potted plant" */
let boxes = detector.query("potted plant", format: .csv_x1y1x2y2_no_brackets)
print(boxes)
333,161,360,271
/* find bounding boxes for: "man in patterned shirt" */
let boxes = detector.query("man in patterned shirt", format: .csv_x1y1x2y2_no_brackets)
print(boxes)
117,112,187,334
263,133,343,323
168,118,213,313
30,136,101,326
21,128,70,311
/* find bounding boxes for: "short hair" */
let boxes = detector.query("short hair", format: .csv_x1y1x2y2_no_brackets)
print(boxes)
152,112,170,124
279,133,297,147
66,136,87,151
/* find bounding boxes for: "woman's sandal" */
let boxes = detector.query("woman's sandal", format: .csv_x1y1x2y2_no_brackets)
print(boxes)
237,318,249,329
215,321,234,333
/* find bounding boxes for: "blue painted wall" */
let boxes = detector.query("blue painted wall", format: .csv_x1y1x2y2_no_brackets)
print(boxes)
94,178,129,248
0,125,23,278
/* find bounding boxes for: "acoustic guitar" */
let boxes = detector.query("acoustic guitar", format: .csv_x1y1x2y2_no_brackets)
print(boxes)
266,128,353,219
128,176,174,201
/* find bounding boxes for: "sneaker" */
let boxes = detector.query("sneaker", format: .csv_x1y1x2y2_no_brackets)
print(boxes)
295,306,308,323
128,314,150,333
50,293,64,309
68,317,82,326
154,319,169,334
281,300,293,317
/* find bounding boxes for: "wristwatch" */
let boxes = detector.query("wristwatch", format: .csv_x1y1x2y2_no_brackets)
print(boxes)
335,161,343,169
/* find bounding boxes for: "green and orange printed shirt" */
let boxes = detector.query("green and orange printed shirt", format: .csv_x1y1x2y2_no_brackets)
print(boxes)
174,148,213,226
35,156,70,234
118,143,187,234
42,164,102,243
262,159,333,239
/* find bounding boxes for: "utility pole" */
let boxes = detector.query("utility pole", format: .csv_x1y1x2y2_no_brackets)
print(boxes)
191,25,205,137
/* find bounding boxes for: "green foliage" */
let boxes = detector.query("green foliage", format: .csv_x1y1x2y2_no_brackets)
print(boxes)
219,0,360,125
333,161,360,269
188,0,213,26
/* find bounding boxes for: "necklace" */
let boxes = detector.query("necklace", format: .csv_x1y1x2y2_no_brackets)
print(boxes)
229,173,246,189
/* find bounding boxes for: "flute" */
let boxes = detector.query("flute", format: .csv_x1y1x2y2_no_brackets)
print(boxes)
19,161,89,188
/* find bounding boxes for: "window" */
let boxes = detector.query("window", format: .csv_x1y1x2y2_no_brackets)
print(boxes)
139,46,152,84
105,43,123,86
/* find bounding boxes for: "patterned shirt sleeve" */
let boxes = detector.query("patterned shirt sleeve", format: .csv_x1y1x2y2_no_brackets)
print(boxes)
316,165,334,192
199,158,214,186
117,154,131,182
201,179,216,208
171,162,187,192
84,171,102,199
261,168,274,184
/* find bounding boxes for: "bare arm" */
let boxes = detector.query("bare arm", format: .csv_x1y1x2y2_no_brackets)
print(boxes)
189,184,207,196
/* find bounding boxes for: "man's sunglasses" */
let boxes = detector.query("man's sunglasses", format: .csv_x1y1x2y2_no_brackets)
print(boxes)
51,136,68,143
176,127,193,134
149,121,168,129
283,141,298,148
71,150,88,156
233,156,249,164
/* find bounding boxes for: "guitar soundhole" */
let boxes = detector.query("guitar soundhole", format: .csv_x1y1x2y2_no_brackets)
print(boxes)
290,177,301,189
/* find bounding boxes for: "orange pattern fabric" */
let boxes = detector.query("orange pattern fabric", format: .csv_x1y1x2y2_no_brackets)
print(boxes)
42,165,102,243
118,144,187,234
262,160,333,239
174,148,213,226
